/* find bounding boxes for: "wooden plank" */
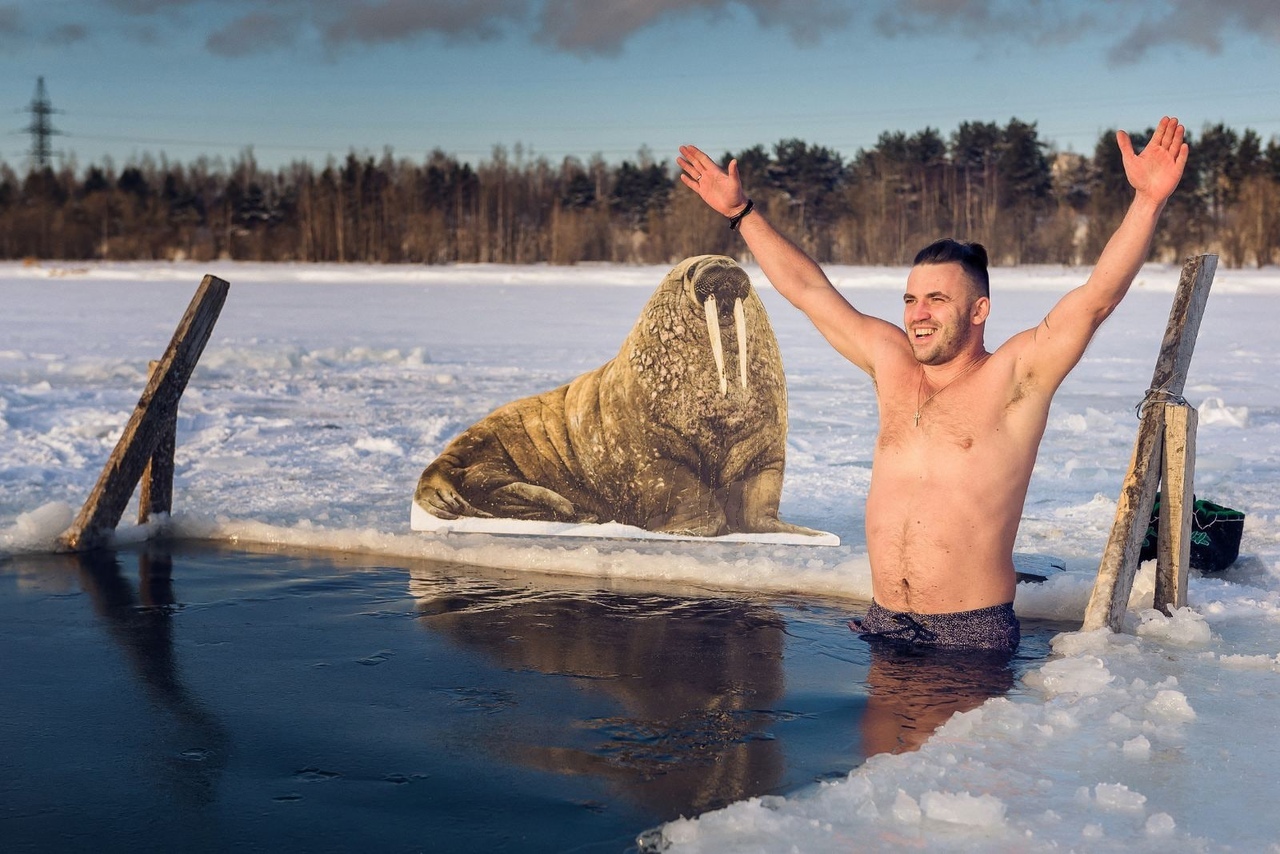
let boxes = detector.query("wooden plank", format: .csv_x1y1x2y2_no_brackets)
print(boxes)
1082,404,1165,631
137,408,177,523
1154,404,1196,614
59,275,229,551
138,361,177,524
1149,255,1217,401
1082,254,1216,632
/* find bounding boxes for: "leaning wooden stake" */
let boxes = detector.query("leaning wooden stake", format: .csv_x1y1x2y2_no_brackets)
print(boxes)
59,275,230,552
138,360,177,524
1081,404,1167,631
1082,255,1216,632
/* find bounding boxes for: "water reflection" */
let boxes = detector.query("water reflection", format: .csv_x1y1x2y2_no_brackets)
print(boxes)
41,547,228,805
2,544,1057,851
412,576,787,816
859,640,1016,756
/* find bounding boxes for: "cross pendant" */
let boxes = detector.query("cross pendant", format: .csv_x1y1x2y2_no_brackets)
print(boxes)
913,410,921,427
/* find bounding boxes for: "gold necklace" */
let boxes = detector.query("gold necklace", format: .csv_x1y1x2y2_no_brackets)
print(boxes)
914,356,987,427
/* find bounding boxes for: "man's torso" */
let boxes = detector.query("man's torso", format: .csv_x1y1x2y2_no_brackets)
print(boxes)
865,341,1051,613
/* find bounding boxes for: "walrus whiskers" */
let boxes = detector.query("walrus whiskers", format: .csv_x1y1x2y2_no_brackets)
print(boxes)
704,294,728,396
734,297,748,390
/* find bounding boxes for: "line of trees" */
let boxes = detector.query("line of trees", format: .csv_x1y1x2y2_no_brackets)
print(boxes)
3,121,1279,267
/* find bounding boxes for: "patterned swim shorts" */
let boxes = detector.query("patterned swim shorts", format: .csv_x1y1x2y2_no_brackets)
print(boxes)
851,600,1021,652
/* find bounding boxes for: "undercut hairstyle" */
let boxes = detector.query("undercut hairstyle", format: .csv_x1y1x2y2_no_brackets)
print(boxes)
913,238,989,298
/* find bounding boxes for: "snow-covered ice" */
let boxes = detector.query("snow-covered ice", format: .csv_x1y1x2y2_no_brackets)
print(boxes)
4,258,1280,851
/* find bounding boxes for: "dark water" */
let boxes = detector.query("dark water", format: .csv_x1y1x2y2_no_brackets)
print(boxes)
0,544,1074,853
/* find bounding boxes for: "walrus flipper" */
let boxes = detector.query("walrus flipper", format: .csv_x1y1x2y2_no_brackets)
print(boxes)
415,461,496,520
632,460,728,537
486,482,596,523
725,466,828,538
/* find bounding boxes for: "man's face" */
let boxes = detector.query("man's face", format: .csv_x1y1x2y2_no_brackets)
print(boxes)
903,262,987,366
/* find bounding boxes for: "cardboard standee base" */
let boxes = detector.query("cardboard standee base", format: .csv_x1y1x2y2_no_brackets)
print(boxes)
410,501,841,546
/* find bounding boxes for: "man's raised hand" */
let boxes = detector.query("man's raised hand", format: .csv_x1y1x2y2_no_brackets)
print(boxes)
677,145,749,218
1117,116,1189,206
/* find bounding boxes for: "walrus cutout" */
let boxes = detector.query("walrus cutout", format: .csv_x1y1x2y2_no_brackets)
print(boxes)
413,255,830,542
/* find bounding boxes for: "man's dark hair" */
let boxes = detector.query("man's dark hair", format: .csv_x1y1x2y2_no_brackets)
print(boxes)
913,238,989,298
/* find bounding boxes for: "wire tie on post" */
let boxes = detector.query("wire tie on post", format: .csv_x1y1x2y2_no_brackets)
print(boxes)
1135,385,1189,419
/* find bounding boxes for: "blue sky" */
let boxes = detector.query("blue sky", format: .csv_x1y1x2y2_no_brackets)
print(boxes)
3,0,1278,172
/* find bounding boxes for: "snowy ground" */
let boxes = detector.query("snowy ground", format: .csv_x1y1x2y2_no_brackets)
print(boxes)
3,259,1280,851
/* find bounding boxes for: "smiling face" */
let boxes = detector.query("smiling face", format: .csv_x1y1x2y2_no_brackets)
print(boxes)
903,262,990,366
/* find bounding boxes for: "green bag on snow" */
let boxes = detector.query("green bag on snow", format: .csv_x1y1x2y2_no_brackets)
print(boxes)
1138,495,1244,573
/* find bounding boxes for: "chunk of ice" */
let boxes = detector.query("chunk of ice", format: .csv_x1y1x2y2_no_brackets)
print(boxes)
1135,607,1212,645
891,790,921,824
1146,689,1196,722
1094,783,1147,812
1030,655,1114,697
1145,812,1177,837
1122,734,1152,759
919,791,1007,827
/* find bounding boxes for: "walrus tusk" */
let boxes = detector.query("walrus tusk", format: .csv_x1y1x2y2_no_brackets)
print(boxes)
734,297,748,390
704,294,728,395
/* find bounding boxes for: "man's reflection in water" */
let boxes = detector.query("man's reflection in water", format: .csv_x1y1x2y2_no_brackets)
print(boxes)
859,638,1015,756
413,579,786,818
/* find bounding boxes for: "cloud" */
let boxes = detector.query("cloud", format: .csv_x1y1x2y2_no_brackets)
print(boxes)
198,0,529,56
534,0,853,55
534,0,728,55
216,0,852,56
1105,0,1280,64
745,0,855,45
104,0,199,11
0,5,22,37
316,0,528,48
72,0,1280,61
106,0,200,12
870,0,1280,64
873,0,1101,46
47,22,89,44
102,0,855,58
207,11,300,56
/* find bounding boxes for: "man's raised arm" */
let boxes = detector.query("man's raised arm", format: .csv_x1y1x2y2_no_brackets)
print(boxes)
1020,116,1190,387
676,145,900,376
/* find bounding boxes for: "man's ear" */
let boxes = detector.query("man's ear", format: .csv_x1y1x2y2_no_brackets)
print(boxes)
971,296,991,325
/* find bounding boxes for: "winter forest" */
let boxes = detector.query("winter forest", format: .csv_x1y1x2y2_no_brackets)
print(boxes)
5,119,1279,268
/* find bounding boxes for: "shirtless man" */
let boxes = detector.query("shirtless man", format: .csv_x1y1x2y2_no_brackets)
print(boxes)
677,116,1189,651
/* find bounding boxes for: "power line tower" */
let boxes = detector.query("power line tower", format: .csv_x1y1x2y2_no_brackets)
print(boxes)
24,76,64,169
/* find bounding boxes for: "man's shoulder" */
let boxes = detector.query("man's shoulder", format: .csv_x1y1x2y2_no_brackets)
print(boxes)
992,326,1039,359
868,336,919,380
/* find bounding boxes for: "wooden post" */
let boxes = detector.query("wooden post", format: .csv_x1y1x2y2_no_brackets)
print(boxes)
138,361,177,524
1082,255,1216,632
59,275,229,552
1154,403,1196,614
1081,404,1166,631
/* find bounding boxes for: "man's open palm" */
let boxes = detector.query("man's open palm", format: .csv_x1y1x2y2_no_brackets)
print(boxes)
1118,116,1188,205
677,145,746,217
